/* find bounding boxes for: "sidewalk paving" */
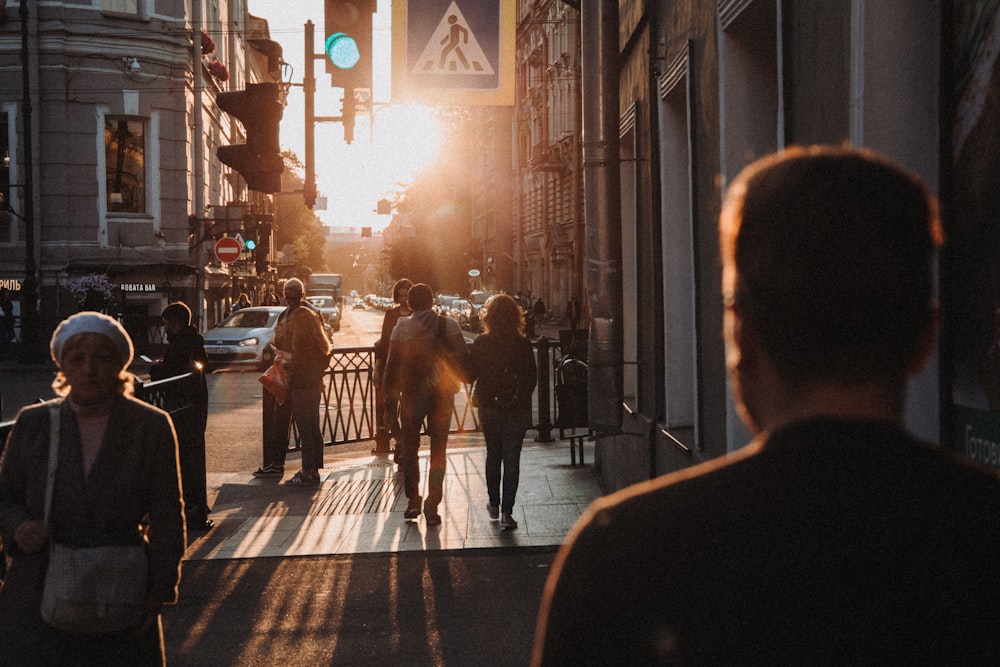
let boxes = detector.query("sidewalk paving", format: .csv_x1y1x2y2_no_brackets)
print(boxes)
186,432,601,561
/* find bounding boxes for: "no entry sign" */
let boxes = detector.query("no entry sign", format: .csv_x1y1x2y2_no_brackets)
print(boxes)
214,237,242,263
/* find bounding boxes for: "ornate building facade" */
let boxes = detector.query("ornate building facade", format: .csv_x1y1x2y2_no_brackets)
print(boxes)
0,0,284,356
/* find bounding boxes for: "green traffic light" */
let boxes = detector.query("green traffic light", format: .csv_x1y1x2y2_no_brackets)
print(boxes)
325,32,360,70
245,239,257,251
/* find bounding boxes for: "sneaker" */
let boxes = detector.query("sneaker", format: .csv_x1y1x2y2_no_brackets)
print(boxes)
486,503,500,520
403,497,422,519
252,464,284,478
284,471,320,486
499,512,518,530
424,506,442,526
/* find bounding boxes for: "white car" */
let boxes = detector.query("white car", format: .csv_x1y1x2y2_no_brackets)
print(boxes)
203,306,285,370
307,295,341,332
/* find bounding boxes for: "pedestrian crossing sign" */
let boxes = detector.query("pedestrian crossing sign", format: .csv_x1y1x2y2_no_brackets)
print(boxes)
392,0,515,106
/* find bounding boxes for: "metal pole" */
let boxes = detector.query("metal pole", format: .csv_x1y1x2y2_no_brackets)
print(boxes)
581,0,623,434
535,337,554,442
304,21,317,208
17,0,41,363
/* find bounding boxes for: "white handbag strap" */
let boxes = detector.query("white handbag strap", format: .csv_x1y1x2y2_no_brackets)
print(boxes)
43,400,62,526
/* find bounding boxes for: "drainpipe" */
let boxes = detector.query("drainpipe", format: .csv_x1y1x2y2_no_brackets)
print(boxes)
193,0,207,330
581,1,622,434
17,0,43,363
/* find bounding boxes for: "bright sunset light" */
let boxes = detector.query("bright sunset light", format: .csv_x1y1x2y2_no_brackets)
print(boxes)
249,0,438,230
366,104,443,194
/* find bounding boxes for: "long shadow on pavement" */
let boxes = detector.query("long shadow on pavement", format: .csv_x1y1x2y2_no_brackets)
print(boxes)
163,547,557,667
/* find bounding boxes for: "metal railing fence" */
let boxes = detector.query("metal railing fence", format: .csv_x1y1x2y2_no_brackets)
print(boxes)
281,336,577,450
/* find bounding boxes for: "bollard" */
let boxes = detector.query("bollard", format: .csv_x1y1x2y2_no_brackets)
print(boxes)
535,336,554,442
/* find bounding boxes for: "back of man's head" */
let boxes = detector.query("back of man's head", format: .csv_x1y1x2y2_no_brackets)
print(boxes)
408,283,434,311
720,145,942,385
162,302,192,327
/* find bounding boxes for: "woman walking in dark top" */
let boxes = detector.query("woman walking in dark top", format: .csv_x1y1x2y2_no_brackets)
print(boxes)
470,294,537,529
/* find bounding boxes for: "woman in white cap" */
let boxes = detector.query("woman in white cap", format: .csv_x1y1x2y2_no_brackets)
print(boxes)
0,311,186,665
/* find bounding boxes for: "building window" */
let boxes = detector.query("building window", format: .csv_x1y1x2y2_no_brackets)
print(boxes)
105,117,145,213
102,0,138,13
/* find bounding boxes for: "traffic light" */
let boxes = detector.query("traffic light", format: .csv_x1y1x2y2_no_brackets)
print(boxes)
324,0,374,91
216,83,284,193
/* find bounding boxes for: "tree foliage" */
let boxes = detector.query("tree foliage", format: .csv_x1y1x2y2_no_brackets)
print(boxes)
276,151,328,273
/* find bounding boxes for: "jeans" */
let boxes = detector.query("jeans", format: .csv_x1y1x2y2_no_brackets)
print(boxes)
266,382,323,473
479,405,529,513
398,387,453,508
289,382,324,473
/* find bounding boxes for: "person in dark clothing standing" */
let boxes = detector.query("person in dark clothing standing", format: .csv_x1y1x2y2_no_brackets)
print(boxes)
150,301,212,530
532,297,546,324
382,283,470,525
470,294,537,529
374,278,412,457
533,146,1000,665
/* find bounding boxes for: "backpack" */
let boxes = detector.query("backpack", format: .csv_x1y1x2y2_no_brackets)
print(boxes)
424,316,462,394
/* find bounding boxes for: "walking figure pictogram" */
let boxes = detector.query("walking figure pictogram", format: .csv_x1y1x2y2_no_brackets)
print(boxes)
413,1,495,76
439,16,473,71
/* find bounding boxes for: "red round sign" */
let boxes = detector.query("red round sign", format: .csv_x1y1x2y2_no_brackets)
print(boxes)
214,237,242,263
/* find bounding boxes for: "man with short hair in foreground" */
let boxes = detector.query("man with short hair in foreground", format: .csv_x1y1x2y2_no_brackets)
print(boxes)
532,146,1000,665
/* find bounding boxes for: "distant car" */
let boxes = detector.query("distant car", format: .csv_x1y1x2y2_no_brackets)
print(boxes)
436,294,461,317
465,291,497,333
352,297,365,310
306,295,341,332
203,306,285,370
449,299,468,329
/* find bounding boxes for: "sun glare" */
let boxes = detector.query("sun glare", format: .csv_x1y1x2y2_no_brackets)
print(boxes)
369,105,442,186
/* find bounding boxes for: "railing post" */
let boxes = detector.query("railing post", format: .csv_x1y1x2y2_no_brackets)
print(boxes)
535,336,554,442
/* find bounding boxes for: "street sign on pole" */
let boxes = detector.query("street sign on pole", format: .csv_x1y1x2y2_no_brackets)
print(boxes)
392,0,515,106
214,237,242,263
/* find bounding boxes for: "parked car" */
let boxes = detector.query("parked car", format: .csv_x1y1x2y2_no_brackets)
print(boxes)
306,295,341,332
465,291,497,333
203,306,285,370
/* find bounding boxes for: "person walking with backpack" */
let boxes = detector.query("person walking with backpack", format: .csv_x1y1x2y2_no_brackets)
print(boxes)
470,294,537,529
382,283,470,525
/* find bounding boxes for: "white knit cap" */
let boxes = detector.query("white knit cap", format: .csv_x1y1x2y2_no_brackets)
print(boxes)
50,311,134,369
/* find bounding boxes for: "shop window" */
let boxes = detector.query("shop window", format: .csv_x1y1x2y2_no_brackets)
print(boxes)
105,117,146,214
